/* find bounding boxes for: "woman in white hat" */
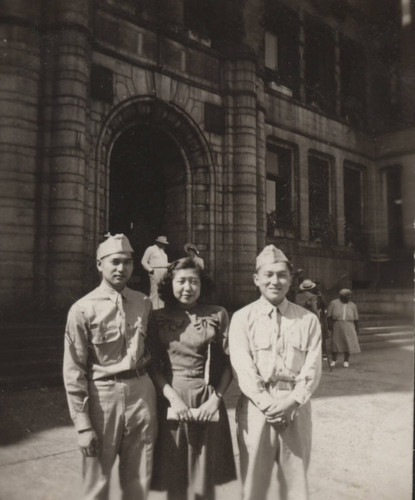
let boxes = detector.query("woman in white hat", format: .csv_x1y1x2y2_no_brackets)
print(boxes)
327,289,361,367
184,242,204,270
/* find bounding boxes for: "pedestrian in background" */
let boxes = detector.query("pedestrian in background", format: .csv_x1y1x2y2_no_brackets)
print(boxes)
141,235,170,309
184,242,204,269
295,279,319,315
149,257,236,500
327,288,361,368
63,234,157,500
229,245,322,500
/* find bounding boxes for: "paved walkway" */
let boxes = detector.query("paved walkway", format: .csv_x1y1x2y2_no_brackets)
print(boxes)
0,346,413,500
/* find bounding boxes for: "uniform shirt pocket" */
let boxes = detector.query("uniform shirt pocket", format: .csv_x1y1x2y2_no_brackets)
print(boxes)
285,331,307,374
251,324,273,379
90,325,122,366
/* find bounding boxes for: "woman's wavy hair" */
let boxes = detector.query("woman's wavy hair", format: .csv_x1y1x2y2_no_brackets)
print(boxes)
158,257,215,306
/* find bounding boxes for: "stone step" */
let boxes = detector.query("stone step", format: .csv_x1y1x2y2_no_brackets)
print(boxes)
358,315,411,327
360,338,414,350
359,330,413,343
360,325,413,335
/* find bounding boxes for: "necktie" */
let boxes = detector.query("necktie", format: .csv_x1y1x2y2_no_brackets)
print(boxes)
116,292,126,335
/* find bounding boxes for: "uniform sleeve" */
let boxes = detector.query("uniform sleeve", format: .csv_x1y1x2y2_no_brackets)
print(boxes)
229,309,275,412
63,305,92,432
141,247,153,272
291,314,322,406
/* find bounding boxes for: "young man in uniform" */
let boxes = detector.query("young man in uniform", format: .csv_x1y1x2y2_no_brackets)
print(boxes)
63,234,157,500
229,245,322,500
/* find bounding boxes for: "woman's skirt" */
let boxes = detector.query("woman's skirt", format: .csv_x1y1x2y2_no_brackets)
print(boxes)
151,374,236,495
332,320,361,354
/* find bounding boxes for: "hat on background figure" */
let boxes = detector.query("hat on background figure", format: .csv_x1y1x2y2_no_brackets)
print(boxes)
184,242,199,255
155,236,169,245
339,288,352,297
256,245,289,270
299,279,316,291
97,234,134,259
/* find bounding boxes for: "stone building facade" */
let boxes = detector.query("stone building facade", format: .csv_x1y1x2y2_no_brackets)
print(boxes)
1,0,414,317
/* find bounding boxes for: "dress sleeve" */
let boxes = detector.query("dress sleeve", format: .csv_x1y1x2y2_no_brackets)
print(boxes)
215,307,230,356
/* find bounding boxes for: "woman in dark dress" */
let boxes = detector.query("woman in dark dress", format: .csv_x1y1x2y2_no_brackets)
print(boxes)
149,258,236,500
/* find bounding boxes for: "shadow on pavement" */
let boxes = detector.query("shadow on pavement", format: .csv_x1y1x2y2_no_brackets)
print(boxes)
0,385,71,446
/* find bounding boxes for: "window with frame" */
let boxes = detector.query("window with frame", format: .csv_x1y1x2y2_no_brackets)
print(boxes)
343,163,365,249
340,36,367,126
308,154,335,244
266,146,295,236
264,2,300,96
304,15,336,114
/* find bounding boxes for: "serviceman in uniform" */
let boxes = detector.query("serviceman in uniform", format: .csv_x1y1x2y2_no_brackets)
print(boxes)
63,234,157,500
229,245,322,500
140,235,170,309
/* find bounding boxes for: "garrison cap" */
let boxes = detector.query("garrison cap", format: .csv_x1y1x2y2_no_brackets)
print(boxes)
256,245,289,270
97,234,134,259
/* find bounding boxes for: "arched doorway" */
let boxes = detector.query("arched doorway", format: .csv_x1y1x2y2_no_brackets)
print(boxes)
109,125,188,291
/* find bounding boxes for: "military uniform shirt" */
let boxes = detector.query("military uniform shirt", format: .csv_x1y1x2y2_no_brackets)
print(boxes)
229,296,322,412
63,281,152,431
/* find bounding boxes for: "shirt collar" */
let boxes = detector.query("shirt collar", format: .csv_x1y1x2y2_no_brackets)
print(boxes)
99,281,130,303
258,295,289,316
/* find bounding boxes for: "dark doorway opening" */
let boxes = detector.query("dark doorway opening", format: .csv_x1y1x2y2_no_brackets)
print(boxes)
109,125,187,291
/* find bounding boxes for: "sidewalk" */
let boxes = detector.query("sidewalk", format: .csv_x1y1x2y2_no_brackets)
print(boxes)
0,346,413,500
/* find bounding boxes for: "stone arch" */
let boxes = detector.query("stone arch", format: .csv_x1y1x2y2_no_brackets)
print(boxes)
94,96,216,272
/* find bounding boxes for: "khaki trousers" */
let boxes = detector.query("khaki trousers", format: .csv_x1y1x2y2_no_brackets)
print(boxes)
83,374,157,500
236,392,312,500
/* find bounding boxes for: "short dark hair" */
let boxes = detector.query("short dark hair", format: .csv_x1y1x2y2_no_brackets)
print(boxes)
158,257,215,305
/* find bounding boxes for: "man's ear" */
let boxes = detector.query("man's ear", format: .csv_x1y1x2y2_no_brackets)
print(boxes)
253,273,259,287
96,259,102,272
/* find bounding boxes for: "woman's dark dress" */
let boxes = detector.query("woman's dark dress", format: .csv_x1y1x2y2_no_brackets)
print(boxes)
150,304,236,496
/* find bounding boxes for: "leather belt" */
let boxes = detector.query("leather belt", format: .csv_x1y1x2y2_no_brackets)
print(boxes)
98,367,146,382
171,368,204,378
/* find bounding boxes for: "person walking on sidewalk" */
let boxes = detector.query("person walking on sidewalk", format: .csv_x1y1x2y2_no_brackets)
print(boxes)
141,236,170,310
63,234,157,500
327,288,361,368
229,245,322,500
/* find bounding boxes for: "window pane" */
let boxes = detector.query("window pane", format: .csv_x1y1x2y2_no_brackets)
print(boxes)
344,166,363,245
266,178,276,213
266,146,293,232
265,31,278,71
309,155,332,242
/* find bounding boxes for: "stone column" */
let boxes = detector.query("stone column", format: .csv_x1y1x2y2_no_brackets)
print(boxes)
256,77,266,249
229,55,259,307
37,0,91,311
0,1,41,316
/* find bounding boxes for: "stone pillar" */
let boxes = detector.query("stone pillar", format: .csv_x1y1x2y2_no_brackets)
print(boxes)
256,77,266,250
298,7,306,103
298,144,310,242
228,55,259,307
0,1,41,316
36,0,91,311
